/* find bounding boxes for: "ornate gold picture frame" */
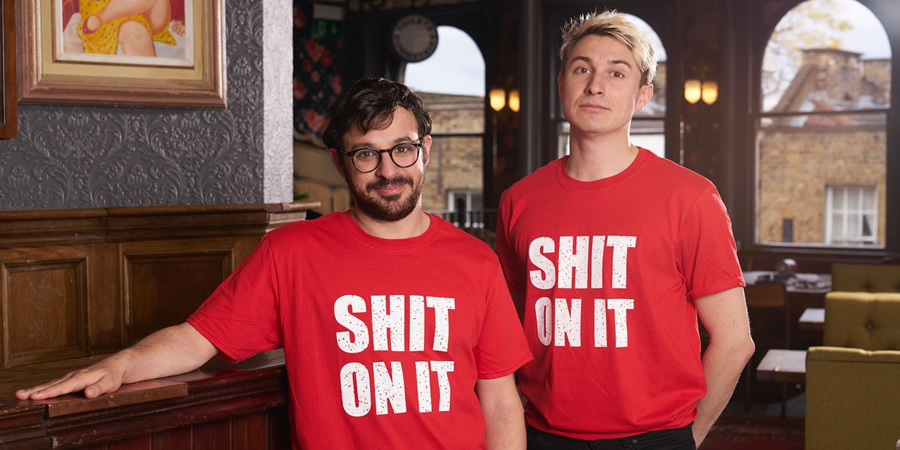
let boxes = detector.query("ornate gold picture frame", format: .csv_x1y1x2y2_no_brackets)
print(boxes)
18,0,226,109
1,0,15,138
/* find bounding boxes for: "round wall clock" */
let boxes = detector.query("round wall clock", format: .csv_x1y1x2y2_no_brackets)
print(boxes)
390,14,439,63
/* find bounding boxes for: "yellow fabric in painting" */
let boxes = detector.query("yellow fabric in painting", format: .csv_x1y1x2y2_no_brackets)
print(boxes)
76,0,176,55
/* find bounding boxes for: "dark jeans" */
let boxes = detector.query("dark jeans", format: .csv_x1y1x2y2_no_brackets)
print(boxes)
526,424,696,450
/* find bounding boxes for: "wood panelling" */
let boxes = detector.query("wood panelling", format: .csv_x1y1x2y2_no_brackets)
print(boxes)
150,427,192,450
121,239,237,346
194,419,233,448
0,202,317,369
233,411,269,450
1,248,89,367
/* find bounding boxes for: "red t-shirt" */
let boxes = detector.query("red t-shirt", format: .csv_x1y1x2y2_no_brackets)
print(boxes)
496,148,744,440
189,212,532,449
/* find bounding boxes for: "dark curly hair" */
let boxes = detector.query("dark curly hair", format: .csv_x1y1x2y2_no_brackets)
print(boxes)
322,78,432,150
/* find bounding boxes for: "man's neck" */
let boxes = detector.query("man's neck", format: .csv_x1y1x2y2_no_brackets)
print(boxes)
351,208,431,239
566,132,638,182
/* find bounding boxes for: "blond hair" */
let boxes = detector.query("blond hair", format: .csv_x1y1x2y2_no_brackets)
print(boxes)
559,10,657,86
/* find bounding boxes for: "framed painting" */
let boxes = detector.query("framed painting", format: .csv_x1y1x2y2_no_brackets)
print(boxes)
18,0,226,109
1,0,15,138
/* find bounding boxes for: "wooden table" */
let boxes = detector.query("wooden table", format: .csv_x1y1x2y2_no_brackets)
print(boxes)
756,349,807,385
743,271,831,349
799,307,825,331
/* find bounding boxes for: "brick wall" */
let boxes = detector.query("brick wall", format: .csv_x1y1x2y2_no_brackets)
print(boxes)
758,127,886,245
418,93,485,212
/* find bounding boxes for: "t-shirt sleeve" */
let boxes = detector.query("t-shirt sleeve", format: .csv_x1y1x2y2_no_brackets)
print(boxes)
473,263,533,379
187,235,283,363
679,186,746,300
496,190,525,295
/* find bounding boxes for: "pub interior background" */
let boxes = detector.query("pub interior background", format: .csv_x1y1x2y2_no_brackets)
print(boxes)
5,0,896,267
0,0,898,447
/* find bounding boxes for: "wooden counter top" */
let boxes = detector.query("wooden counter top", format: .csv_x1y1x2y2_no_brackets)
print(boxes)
1,350,289,449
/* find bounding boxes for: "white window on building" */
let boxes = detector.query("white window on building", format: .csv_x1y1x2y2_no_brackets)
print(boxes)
826,185,878,245
447,190,484,228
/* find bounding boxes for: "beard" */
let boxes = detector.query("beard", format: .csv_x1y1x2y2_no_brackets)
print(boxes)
350,174,425,222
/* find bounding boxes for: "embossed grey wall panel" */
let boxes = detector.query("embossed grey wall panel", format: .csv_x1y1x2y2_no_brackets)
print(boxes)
263,0,294,203
0,0,293,210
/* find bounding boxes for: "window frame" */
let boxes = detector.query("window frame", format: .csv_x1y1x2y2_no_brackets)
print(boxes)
735,0,899,261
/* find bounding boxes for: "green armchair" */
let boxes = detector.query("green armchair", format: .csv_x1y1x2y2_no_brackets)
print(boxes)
805,292,900,450
830,263,900,292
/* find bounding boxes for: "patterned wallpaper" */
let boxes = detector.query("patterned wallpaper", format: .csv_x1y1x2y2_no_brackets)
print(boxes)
0,0,293,210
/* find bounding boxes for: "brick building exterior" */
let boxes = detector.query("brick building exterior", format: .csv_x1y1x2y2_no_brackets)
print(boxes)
760,48,890,246
417,92,486,224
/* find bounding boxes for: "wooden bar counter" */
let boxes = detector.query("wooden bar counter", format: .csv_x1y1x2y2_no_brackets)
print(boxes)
0,202,318,448
0,350,291,449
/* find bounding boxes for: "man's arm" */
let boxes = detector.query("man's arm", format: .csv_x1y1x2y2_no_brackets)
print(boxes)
693,286,755,447
16,322,218,401
476,374,526,450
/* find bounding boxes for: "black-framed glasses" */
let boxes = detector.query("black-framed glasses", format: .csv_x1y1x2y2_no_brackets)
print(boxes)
339,140,423,173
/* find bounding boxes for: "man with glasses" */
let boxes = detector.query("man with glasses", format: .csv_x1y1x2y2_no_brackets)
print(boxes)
17,78,532,449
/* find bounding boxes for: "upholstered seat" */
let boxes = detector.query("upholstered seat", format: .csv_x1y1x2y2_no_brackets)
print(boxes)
805,291,900,450
830,263,900,292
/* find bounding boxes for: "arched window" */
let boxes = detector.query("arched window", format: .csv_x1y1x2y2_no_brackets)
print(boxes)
403,26,487,227
555,14,667,158
756,0,891,248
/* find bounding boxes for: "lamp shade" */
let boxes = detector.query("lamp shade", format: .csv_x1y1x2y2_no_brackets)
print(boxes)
684,79,701,104
489,88,506,111
701,81,718,105
508,89,520,112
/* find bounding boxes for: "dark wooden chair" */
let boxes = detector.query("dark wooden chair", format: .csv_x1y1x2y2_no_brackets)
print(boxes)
744,282,791,417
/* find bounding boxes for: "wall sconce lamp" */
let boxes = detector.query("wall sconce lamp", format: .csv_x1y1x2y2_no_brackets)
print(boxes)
508,89,520,112
684,79,718,105
489,88,506,111
489,87,520,112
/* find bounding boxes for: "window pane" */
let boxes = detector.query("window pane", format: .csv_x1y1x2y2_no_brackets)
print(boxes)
847,187,861,208
404,27,485,225
419,93,485,134
831,213,844,236
757,0,890,248
832,189,845,210
761,0,891,113
404,27,484,97
627,13,667,120
758,112,887,129
847,212,860,236
421,135,483,211
862,213,874,237
863,189,876,210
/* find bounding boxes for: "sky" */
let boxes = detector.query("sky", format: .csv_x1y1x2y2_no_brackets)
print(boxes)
807,0,891,59
403,1,890,98
404,26,486,96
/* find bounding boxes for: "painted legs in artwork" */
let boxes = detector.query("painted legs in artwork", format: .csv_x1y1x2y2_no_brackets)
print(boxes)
79,0,179,57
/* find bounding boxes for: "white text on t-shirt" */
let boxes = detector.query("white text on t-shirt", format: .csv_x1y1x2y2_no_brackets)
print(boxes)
333,294,456,417
527,235,637,348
